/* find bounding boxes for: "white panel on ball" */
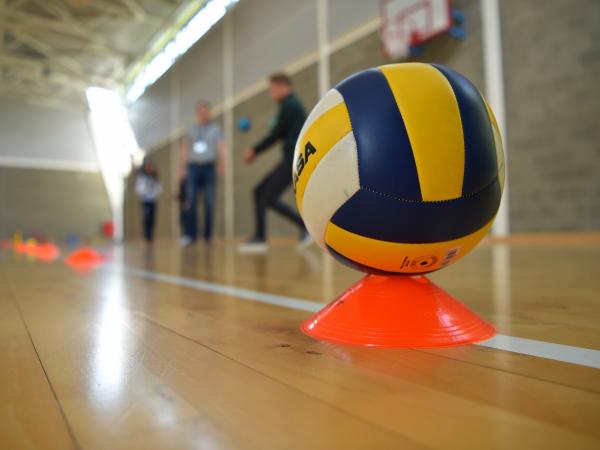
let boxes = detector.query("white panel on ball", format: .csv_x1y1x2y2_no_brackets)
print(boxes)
301,132,360,248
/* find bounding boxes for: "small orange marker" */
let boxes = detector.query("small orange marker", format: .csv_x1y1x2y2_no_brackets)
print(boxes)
35,243,61,262
302,274,495,348
14,242,29,254
25,239,38,256
65,247,104,273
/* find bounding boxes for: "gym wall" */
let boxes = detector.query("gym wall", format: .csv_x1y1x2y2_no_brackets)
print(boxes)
126,0,600,238
0,97,111,239
501,0,600,231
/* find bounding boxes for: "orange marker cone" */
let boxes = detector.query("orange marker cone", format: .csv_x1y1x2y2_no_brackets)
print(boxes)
14,241,29,254
25,238,38,256
35,243,61,262
65,247,104,273
302,274,495,348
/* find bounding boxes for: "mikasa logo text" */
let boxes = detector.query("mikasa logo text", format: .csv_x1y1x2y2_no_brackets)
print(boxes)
293,141,317,190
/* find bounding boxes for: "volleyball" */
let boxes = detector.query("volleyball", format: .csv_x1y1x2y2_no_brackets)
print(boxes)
293,63,504,274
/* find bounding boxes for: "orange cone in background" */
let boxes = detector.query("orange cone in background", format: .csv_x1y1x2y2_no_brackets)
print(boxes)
11,233,34,254
25,238,38,256
302,274,495,348
14,241,29,254
65,247,104,272
35,243,61,262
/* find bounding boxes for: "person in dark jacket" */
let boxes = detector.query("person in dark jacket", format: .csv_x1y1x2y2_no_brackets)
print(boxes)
238,73,311,253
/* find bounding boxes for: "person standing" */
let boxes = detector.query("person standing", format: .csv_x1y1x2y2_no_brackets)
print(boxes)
135,159,163,243
238,73,311,253
178,101,226,246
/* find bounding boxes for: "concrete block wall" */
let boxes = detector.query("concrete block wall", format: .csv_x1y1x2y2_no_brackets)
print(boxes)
125,0,600,238
501,0,600,231
0,167,111,240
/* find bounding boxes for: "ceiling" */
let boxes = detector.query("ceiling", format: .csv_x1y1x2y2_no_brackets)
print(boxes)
0,0,193,110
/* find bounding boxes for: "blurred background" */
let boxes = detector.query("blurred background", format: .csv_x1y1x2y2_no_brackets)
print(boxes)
0,0,598,243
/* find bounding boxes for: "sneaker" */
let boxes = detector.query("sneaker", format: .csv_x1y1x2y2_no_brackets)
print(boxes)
297,230,313,250
237,238,268,254
179,236,193,247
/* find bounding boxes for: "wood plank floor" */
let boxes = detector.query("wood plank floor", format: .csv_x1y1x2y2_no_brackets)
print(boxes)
1,237,599,449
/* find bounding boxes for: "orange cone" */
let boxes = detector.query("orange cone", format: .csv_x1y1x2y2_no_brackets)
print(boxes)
25,239,38,256
302,274,495,348
35,243,61,262
14,242,29,254
65,247,104,272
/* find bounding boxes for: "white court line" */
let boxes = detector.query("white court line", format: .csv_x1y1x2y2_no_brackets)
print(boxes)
122,266,600,369
477,335,600,369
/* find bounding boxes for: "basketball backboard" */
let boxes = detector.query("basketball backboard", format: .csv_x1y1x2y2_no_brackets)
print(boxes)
381,0,452,59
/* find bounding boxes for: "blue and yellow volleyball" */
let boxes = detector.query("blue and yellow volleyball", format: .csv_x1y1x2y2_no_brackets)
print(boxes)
292,63,504,274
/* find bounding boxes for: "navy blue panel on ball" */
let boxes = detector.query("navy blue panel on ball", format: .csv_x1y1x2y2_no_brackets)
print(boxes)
331,179,501,243
432,64,498,195
335,68,422,201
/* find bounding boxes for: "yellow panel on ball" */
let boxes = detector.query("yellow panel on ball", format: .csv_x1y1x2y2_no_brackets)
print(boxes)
293,102,352,211
378,63,465,201
324,219,495,274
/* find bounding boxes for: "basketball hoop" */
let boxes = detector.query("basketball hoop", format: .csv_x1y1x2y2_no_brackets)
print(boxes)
380,0,452,59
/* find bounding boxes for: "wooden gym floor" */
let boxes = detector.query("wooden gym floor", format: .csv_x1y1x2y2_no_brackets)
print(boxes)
1,236,599,450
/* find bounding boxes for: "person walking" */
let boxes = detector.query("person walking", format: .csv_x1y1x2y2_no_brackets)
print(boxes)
238,73,311,253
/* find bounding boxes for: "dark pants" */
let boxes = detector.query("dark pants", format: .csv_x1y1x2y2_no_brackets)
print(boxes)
179,206,189,236
141,201,157,242
253,159,304,240
186,163,216,242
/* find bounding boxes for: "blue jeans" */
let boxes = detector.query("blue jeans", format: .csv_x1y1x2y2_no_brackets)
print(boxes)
185,163,216,242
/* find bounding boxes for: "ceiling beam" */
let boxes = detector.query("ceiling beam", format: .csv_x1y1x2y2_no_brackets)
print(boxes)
1,0,181,105
119,0,163,24
0,0,6,83
3,65,87,93
8,0,28,11
0,86,85,111
65,0,132,20
0,53,112,91
31,0,71,21
119,0,145,20
9,29,88,76
5,8,113,48
0,53,41,73
0,43,120,89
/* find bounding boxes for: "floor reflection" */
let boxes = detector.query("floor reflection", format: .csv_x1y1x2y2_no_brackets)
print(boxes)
91,273,128,405
492,243,512,334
